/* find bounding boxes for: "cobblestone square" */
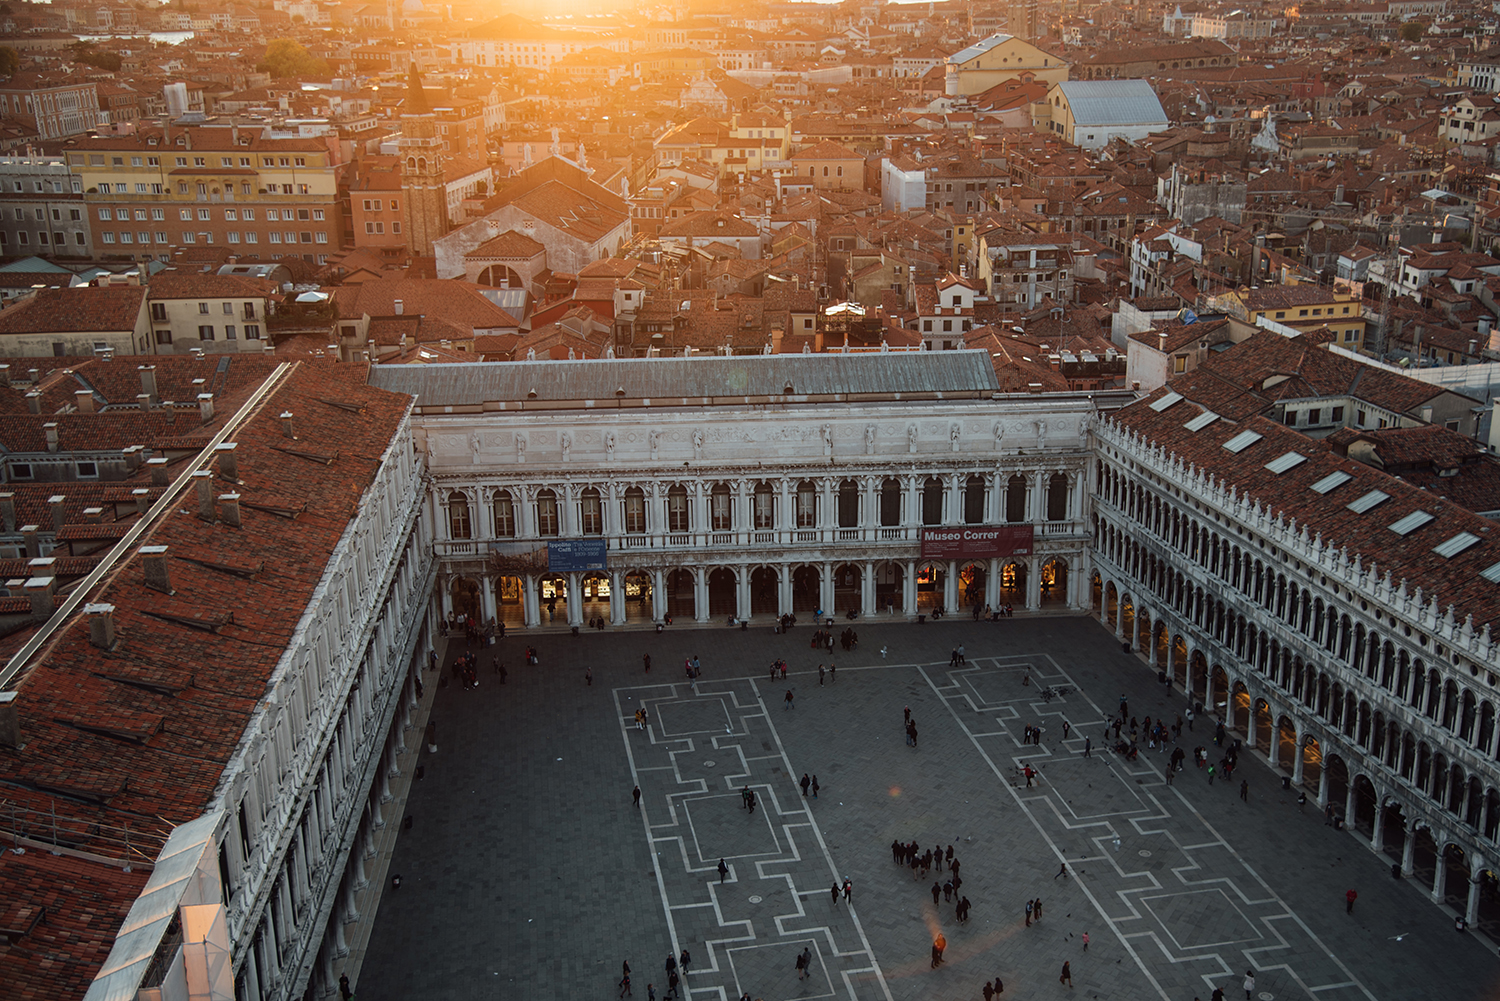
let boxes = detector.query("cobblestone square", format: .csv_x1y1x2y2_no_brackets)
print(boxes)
357,615,1500,1001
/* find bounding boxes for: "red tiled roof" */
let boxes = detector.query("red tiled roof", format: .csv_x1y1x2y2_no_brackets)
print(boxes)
0,286,146,336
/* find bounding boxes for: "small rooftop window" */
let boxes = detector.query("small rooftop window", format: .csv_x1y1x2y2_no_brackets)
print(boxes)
1222,430,1262,453
1388,510,1434,536
1346,490,1390,514
1309,471,1352,494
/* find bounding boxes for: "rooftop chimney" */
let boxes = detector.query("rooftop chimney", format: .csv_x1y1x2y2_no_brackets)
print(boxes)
0,493,14,533
214,442,239,481
48,495,65,532
85,602,116,650
132,488,150,517
193,470,215,522
147,456,170,486
74,390,95,414
43,423,58,453
394,299,404,315
219,493,241,527
137,392,151,413
122,445,144,471
24,576,55,623
27,368,38,384
83,506,103,524
20,525,38,558
280,411,295,438
0,364,11,387
138,365,158,404
140,545,170,593
198,393,215,423
25,392,40,415
0,691,19,749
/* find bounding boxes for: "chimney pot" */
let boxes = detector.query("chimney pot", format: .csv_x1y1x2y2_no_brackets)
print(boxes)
27,368,38,384
139,545,170,592
24,576,55,623
214,442,239,481
147,456,170,486
43,423,58,453
193,470,215,521
220,493,242,527
280,411,295,438
122,445,144,470
0,364,10,387
48,495,65,532
394,298,404,315
83,506,103,523
132,488,150,517
137,392,151,413
0,492,14,533
74,389,95,414
0,691,19,749
85,602,116,650
19,525,39,558
138,365,158,404
24,392,40,415
198,393,215,422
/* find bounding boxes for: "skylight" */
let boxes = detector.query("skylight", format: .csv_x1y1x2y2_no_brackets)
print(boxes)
1184,411,1219,432
1150,392,1183,412
1433,532,1481,559
1388,511,1435,536
1309,471,1352,494
1482,561,1500,584
1346,490,1390,514
1264,452,1307,475
1222,430,1263,453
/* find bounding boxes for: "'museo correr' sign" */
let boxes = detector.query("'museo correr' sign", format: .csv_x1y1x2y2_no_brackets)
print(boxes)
920,526,1034,559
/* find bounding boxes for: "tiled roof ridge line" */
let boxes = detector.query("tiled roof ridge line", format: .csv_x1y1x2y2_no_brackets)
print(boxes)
0,362,298,695
1095,413,1496,663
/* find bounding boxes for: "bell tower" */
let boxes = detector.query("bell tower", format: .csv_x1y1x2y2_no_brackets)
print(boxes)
399,67,446,256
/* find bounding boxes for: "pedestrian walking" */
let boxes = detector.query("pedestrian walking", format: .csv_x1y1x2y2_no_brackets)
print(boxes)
1240,779,1249,802
1033,898,1042,921
1166,761,1175,785
646,985,655,1001
664,954,676,976
1060,961,1072,987
983,981,995,1001
679,950,690,974
666,970,680,999
931,933,946,967
1242,971,1255,1000
1207,764,1216,785
904,705,911,725
832,882,840,906
785,688,795,710
1084,736,1091,757
812,775,820,798
1325,803,1335,826
718,858,729,882
633,785,641,808
993,977,1005,996
1120,695,1129,717
619,973,632,997
1082,932,1089,951
1025,900,1032,926
643,653,651,673
1345,888,1357,914
797,947,812,979
957,643,965,664
818,664,825,686
747,789,756,815
338,974,353,1000
1054,861,1068,879
800,773,811,796
1024,765,1035,788
932,881,942,906
908,721,919,747
829,661,836,681
586,667,593,686
843,878,852,903
1063,720,1071,739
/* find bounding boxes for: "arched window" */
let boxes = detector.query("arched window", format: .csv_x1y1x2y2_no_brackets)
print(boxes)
580,487,602,535
492,490,515,538
536,488,559,537
623,486,646,533
837,479,859,528
753,482,775,529
447,491,472,539
406,156,416,170
880,478,901,526
1046,473,1069,521
1006,474,1028,522
417,156,427,172
794,480,817,528
667,484,690,532
921,476,944,526
963,474,986,523
710,483,732,531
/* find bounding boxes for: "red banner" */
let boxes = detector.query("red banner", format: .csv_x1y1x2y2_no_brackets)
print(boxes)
920,525,1034,559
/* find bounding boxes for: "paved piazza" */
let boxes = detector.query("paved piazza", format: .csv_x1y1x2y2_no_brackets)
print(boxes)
359,616,1500,1000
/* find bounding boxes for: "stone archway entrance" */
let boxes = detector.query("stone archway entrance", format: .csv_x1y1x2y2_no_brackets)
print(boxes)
667,569,697,619
539,574,568,624
751,567,779,615
958,561,987,610
449,576,480,625
1040,557,1067,606
792,565,820,614
874,562,904,616
623,570,653,623
833,563,862,614
916,563,944,611
1000,560,1028,608
1301,736,1322,792
1090,572,1102,613
580,572,610,624
708,567,737,616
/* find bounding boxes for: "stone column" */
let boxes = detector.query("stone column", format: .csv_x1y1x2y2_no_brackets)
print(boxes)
1371,804,1386,853
522,574,539,627
1069,554,1083,610
1344,782,1357,833
779,563,793,617
652,569,666,622
566,571,582,626
695,569,710,624
480,575,497,624
737,566,752,622
1114,598,1124,640
1027,555,1041,611
1432,853,1447,903
904,560,917,617
944,559,958,612
1401,824,1417,876
1292,724,1306,786
439,575,453,621
610,570,625,625
1317,755,1330,809
1467,855,1484,924
986,556,1000,610
820,563,834,618
863,476,878,542
861,560,875,616
779,478,792,544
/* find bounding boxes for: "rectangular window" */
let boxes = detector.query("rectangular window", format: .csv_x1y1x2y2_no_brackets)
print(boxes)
198,325,215,340
227,232,240,243
76,461,97,478
266,209,279,221
198,208,211,221
156,232,168,243
181,231,195,243
98,208,113,220
225,325,237,340
245,324,261,340
269,232,282,243
225,209,238,221
199,302,211,314
11,463,32,480
315,232,328,244
392,222,401,233
313,209,325,221
101,232,115,244
155,329,172,344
